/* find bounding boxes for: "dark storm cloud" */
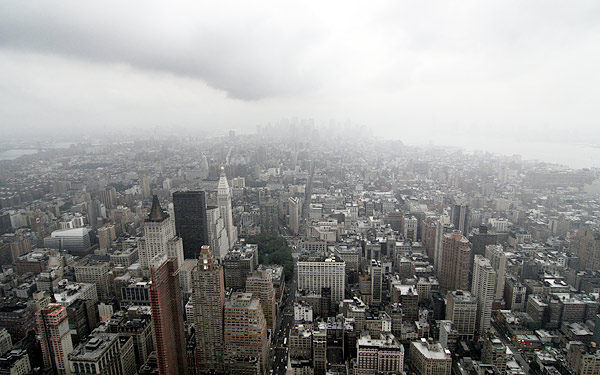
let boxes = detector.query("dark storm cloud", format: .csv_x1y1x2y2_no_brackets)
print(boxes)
0,1,328,100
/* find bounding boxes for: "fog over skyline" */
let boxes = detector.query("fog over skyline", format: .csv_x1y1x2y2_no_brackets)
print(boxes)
1,1,599,161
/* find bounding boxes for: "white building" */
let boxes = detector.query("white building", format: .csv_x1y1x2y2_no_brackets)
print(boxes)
217,168,237,250
288,197,301,235
297,255,345,303
409,338,452,375
485,244,507,300
471,255,497,334
137,196,183,272
206,206,230,261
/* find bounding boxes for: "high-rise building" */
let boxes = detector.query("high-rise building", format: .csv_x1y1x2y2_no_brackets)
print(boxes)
36,304,74,375
206,206,230,261
288,197,301,235
223,244,259,290
173,191,210,260
471,255,496,334
485,244,507,301
140,176,151,199
246,269,276,333
439,231,472,291
97,224,116,250
471,225,498,257
192,246,225,373
570,228,600,271
224,292,269,374
149,255,188,375
138,196,183,271
297,255,345,304
403,215,418,242
451,201,470,234
218,168,237,249
409,338,452,375
370,260,383,304
446,290,477,340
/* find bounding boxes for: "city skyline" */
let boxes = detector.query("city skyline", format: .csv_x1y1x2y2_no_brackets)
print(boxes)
1,1,599,158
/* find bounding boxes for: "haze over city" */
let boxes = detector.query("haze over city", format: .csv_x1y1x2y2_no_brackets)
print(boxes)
1,3,600,375
1,1,600,167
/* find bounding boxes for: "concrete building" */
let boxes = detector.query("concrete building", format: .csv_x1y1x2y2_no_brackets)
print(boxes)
223,244,259,290
439,231,471,291
206,206,230,261
192,246,225,374
137,195,183,272
451,202,470,234
68,331,136,375
289,197,301,235
297,255,345,304
370,260,383,304
149,255,187,375
36,304,74,375
218,168,237,249
355,333,404,375
73,255,111,298
446,291,477,340
485,244,507,301
471,255,496,334
224,292,269,374
44,227,94,253
0,349,30,375
97,224,116,250
246,269,277,333
409,338,452,375
105,310,154,369
481,334,507,375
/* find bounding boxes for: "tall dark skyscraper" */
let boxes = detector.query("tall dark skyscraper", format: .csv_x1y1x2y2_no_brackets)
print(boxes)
451,202,470,234
173,191,209,259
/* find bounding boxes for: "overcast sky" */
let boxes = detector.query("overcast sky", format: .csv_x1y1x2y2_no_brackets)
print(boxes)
1,1,599,152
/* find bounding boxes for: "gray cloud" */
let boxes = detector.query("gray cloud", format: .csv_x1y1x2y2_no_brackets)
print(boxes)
0,1,332,100
0,0,599,156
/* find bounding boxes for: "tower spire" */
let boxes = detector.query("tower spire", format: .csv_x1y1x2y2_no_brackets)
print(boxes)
148,195,167,222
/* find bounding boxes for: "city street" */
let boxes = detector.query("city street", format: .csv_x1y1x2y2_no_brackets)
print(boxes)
271,259,297,375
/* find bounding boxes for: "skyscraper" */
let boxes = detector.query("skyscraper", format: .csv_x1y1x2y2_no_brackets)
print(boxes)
451,201,470,234
206,206,230,261
439,231,472,291
149,255,188,375
192,246,225,373
36,304,73,375
288,197,301,235
246,269,277,333
446,291,477,340
370,259,383,304
138,196,184,272
224,292,269,374
218,167,237,249
471,255,496,334
485,244,507,300
173,191,209,260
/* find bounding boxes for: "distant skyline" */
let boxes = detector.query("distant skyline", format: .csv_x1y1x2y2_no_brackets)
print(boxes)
1,1,599,163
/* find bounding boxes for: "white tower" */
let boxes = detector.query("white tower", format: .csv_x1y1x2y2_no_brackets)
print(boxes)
218,167,237,249
138,195,183,272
